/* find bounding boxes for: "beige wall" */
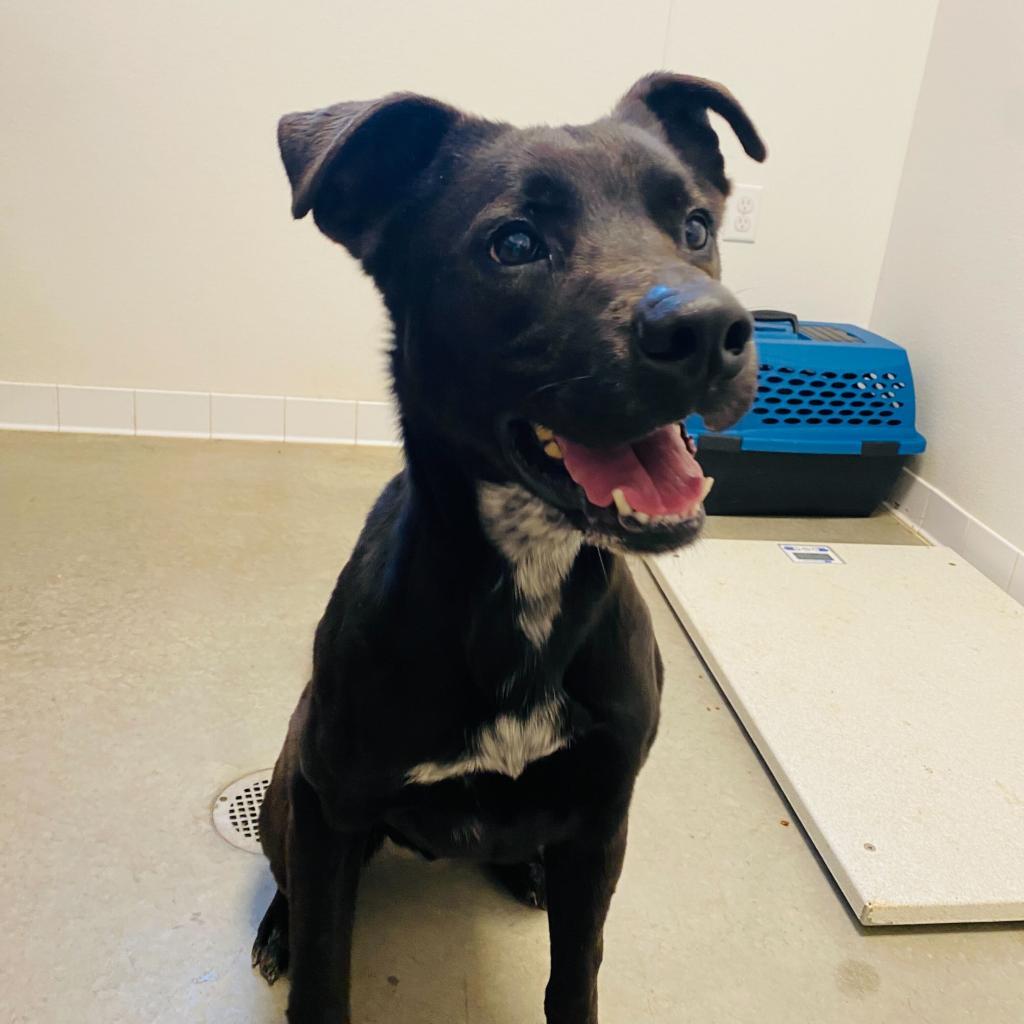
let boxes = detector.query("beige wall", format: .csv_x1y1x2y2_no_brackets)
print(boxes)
871,0,1024,550
1,1,936,402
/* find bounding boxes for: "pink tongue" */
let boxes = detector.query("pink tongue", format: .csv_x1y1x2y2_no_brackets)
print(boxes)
555,425,705,517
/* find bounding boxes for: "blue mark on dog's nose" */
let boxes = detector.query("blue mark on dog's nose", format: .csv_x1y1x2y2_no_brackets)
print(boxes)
639,285,683,323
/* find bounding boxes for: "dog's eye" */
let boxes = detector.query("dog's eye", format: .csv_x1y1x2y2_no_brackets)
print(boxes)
684,214,711,250
490,223,548,266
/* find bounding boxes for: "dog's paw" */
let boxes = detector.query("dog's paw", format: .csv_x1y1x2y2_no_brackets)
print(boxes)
252,892,290,986
487,858,548,911
520,859,548,909
251,925,289,985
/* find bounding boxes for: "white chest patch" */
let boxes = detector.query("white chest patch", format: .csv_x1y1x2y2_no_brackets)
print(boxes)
406,698,568,785
478,482,582,648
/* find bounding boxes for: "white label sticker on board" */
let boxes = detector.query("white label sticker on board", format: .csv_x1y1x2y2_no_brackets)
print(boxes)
779,544,844,565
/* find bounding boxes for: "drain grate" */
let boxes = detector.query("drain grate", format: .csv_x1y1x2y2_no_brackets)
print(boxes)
212,770,273,853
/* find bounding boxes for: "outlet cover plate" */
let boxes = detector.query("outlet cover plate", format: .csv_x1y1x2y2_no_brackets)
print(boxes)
721,183,762,243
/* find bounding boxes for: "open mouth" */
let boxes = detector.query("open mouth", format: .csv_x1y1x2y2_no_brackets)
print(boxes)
506,418,712,551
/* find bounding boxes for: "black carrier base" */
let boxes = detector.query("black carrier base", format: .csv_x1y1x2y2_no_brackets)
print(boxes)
695,449,906,518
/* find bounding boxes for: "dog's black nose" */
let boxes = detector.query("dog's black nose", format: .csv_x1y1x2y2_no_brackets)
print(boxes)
634,282,753,377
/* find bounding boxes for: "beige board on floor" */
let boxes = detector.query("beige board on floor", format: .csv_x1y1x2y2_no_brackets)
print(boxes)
649,539,1024,926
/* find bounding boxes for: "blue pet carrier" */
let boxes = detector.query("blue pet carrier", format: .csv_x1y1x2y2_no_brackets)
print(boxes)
684,311,927,516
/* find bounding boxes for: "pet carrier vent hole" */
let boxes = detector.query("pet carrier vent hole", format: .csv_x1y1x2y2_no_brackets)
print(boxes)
212,770,273,853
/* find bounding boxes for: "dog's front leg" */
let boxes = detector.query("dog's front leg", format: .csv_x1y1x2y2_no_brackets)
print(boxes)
543,818,628,1024
285,774,368,1024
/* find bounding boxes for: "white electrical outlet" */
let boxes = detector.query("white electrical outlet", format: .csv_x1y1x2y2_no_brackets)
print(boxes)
720,183,762,243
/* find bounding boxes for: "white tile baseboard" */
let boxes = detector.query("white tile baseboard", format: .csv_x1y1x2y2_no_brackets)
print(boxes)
887,467,1022,603
355,400,402,446
285,397,357,444
0,380,400,448
963,519,1017,592
211,393,285,441
135,389,211,438
0,381,59,430
57,385,135,434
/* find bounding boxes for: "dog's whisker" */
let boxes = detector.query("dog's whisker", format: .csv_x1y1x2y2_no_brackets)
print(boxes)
522,373,595,404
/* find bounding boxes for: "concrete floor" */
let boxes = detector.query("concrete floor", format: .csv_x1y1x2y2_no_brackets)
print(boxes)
2,431,1021,1024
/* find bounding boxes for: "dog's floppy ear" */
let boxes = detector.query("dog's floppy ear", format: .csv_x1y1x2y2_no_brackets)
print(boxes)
614,73,766,193
278,93,460,255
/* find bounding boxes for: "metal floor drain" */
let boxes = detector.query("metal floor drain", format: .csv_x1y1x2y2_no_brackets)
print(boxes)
213,770,273,853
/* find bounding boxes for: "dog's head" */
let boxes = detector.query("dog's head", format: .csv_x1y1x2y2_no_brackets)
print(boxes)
279,73,766,554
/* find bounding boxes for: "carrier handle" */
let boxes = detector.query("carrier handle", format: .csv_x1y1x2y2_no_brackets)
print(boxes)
751,309,799,332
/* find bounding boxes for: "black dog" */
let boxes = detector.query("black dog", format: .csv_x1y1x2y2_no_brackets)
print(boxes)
253,72,765,1024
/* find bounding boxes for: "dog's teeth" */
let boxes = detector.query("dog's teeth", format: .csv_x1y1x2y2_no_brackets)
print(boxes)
543,441,563,459
534,425,554,442
701,477,715,500
611,488,633,516
633,511,650,525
